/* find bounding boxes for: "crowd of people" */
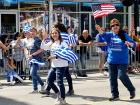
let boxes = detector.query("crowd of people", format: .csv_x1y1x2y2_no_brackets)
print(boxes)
0,18,139,105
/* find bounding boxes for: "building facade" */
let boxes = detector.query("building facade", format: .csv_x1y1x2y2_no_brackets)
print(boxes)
0,0,139,37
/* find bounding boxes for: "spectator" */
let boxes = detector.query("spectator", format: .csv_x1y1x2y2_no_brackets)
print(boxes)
0,40,8,85
10,32,25,81
123,25,128,34
95,27,108,76
77,30,92,77
129,30,140,73
5,57,23,85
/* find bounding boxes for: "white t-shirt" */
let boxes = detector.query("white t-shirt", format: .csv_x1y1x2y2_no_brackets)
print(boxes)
22,38,34,57
41,40,68,67
22,38,34,50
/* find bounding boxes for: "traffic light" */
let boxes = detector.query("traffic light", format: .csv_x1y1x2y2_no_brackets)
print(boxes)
121,0,134,6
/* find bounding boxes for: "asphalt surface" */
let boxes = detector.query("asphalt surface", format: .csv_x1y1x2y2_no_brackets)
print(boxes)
0,72,140,105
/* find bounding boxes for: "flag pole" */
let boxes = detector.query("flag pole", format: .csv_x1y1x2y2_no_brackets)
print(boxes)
90,4,97,25
93,16,97,25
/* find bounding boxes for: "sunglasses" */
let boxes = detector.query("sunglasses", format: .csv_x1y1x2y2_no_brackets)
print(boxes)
111,24,119,27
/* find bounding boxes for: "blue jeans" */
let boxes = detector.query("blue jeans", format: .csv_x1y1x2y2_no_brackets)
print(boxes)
30,63,44,90
80,53,86,69
47,67,67,99
108,64,135,97
65,67,73,91
46,67,73,92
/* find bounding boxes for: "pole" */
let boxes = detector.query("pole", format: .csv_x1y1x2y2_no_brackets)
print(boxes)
134,0,139,34
49,0,53,32
44,0,49,32
128,6,132,35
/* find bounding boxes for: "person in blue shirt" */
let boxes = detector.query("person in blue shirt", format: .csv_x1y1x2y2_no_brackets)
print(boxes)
96,18,136,101
27,27,44,93
95,28,108,76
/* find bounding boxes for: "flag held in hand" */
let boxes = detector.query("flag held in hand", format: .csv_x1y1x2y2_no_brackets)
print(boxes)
91,4,116,18
55,47,78,64
68,34,78,46
29,59,46,66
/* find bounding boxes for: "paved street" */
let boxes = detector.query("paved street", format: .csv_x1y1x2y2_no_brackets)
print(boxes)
0,73,140,105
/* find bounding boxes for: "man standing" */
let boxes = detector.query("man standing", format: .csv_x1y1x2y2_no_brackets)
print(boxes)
78,30,93,77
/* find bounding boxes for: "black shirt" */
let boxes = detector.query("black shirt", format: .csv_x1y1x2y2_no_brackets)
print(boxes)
78,35,92,54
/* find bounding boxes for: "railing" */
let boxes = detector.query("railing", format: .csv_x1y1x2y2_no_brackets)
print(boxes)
0,45,140,78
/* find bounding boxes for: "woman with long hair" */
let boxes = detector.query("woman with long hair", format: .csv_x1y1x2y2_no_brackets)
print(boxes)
41,28,68,105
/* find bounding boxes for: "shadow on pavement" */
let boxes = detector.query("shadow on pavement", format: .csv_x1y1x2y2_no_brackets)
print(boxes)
120,99,140,104
66,104,91,105
0,96,29,105
73,76,108,82
68,94,108,102
0,81,32,87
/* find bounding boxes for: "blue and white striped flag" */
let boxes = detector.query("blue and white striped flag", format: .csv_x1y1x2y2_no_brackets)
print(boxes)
23,24,31,32
29,59,46,66
55,47,78,64
60,32,69,44
68,34,78,46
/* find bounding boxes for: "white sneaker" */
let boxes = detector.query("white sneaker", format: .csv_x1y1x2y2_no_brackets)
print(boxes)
29,90,38,94
98,73,104,76
41,85,45,91
10,81,15,86
103,71,109,77
55,98,67,105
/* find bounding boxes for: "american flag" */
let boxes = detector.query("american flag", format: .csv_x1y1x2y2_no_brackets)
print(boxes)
91,4,116,18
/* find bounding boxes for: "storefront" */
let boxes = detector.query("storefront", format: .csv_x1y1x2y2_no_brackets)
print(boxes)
0,0,139,37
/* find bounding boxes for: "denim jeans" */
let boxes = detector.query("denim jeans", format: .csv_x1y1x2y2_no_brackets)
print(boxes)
46,67,73,92
80,53,87,69
47,67,67,99
30,63,44,90
108,64,135,97
65,67,73,91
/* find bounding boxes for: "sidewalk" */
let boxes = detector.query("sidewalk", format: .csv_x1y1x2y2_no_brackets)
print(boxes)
0,73,140,105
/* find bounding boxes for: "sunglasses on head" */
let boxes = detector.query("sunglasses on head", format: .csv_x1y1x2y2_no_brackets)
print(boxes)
111,24,119,27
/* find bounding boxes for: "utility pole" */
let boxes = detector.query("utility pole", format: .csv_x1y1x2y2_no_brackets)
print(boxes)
134,0,139,34
44,0,49,32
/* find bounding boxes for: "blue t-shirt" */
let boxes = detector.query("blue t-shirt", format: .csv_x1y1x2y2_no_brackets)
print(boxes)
96,34,108,52
30,36,43,60
101,32,136,64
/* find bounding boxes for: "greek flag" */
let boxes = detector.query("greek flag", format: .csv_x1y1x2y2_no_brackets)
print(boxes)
55,47,78,64
23,24,31,32
68,34,78,46
29,59,46,66
61,32,69,44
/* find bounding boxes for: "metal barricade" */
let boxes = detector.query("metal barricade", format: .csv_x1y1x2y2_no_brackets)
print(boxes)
69,45,99,76
1,45,140,78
